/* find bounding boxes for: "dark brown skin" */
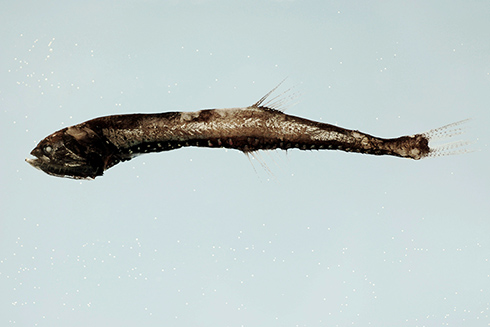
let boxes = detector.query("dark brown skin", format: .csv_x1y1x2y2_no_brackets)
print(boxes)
27,88,465,180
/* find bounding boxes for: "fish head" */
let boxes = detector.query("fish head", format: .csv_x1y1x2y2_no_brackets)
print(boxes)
26,125,108,179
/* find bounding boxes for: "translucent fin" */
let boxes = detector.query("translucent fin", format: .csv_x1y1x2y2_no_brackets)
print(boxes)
252,79,302,112
244,151,274,176
422,119,474,157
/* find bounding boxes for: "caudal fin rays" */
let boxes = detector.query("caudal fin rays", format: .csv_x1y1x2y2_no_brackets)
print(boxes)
422,119,474,157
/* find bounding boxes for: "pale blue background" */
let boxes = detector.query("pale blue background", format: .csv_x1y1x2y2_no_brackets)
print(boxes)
1,1,489,326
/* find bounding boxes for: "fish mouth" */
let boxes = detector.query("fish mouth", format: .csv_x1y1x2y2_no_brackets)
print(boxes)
26,147,44,168
25,157,42,169
25,156,62,176
25,155,97,180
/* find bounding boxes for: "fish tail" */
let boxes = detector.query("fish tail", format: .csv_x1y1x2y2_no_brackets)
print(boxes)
379,119,471,160
422,119,473,158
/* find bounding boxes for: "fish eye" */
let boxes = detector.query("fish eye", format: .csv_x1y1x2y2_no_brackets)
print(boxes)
43,145,53,155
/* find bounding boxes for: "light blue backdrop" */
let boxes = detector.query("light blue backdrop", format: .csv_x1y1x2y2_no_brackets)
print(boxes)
2,1,489,326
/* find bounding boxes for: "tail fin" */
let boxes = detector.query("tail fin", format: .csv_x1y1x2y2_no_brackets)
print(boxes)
422,119,473,158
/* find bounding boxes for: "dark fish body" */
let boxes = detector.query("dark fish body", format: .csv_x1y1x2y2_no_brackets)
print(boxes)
26,88,468,179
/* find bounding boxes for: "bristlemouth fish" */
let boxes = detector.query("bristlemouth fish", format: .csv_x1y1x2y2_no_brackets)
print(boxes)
26,85,469,180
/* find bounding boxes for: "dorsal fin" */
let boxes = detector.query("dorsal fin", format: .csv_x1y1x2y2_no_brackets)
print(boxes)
252,79,286,108
252,79,300,112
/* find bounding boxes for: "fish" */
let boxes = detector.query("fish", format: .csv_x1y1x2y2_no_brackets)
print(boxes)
26,86,470,179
